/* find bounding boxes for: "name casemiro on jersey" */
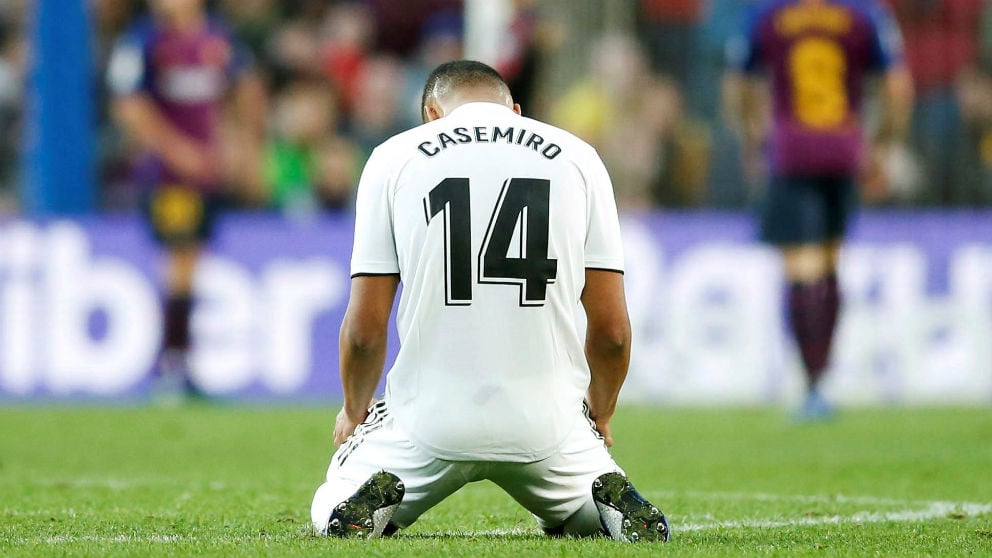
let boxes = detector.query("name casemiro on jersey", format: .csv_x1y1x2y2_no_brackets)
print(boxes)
417,125,563,160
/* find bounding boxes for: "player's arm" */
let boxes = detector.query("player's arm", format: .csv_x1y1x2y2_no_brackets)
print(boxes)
227,69,268,203
232,73,267,140
867,1,914,144
723,74,769,169
580,145,630,447
335,274,399,446
874,64,914,145
111,95,215,181
581,269,631,448
863,63,914,198
723,74,769,149
335,147,398,445
723,12,769,179
862,3,915,198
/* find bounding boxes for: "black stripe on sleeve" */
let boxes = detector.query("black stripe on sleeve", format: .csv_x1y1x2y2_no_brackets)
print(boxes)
350,272,401,279
585,267,624,275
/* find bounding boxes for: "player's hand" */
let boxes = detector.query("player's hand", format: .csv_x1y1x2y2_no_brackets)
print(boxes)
333,406,365,446
163,138,220,184
332,398,377,446
594,417,614,448
860,143,889,203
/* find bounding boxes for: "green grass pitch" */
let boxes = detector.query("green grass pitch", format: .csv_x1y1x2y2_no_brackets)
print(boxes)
1,405,990,557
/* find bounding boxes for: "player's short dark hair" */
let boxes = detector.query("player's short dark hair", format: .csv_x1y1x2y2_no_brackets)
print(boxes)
421,60,510,122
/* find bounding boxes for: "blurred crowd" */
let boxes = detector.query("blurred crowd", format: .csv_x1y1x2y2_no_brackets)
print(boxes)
552,0,992,208
1,0,991,214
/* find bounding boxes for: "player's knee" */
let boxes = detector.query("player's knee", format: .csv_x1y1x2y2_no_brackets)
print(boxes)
557,498,607,538
310,483,350,535
165,246,202,295
310,484,331,534
782,244,832,283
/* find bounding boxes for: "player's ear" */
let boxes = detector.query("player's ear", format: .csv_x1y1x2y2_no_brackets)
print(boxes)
424,103,443,122
512,103,522,116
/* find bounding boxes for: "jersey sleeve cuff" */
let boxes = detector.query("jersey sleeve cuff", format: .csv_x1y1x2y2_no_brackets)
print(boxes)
584,259,625,274
585,267,624,275
350,262,400,277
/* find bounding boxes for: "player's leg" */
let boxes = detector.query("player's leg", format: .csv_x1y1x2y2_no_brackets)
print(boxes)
145,185,213,399
161,243,199,391
764,175,852,418
311,401,473,538
781,243,835,396
798,176,856,413
488,408,669,542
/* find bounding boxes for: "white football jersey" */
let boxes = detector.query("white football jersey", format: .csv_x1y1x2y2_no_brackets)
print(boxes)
351,102,624,462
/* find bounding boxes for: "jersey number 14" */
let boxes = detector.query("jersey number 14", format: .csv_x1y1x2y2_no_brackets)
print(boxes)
424,177,558,307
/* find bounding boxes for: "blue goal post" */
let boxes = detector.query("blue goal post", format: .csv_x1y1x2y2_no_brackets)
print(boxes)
21,0,96,216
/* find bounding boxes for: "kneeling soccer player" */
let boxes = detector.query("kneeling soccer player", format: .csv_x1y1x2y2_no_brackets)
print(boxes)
310,60,669,542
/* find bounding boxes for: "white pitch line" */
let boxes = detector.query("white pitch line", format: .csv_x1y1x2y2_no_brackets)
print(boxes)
678,501,992,532
29,529,536,545
645,489,970,508
40,534,189,544
27,478,230,490
26,480,985,511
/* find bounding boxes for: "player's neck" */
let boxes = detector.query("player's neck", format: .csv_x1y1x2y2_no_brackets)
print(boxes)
441,95,512,115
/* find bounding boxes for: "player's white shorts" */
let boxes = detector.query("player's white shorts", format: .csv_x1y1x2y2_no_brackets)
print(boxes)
311,400,623,536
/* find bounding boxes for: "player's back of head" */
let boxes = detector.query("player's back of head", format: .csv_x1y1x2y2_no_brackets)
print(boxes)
421,60,512,122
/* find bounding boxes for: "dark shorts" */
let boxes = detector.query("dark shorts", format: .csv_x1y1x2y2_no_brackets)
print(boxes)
759,175,858,246
142,185,228,247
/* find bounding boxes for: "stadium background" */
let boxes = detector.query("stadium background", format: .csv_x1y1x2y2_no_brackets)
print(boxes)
0,0,990,405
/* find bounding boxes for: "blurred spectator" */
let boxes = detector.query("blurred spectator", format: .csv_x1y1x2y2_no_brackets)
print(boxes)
638,0,704,113
362,0,462,56
0,0,986,215
698,0,764,120
954,1,992,205
263,79,360,213
281,0,329,22
93,1,136,52
219,0,280,60
697,0,764,206
495,0,542,113
92,0,140,210
346,54,411,156
551,35,682,208
266,18,323,89
319,2,376,114
313,135,362,211
885,0,984,204
0,0,27,25
402,9,465,125
0,18,25,211
634,0,715,207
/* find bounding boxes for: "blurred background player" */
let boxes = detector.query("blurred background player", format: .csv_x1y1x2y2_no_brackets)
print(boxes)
107,0,265,399
726,0,914,419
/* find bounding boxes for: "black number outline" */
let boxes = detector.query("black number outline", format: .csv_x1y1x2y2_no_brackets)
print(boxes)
478,178,558,307
423,177,472,306
424,177,558,307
